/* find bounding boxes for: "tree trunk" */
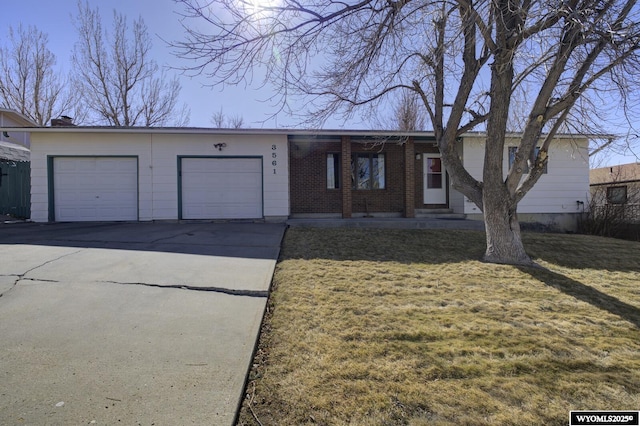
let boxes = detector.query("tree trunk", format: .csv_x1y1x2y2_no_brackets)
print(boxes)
482,192,533,265
477,0,534,267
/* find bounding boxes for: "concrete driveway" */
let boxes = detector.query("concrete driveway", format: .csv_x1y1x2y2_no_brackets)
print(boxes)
0,221,286,425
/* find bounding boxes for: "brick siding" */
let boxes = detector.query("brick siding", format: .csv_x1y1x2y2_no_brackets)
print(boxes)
289,140,343,214
289,141,342,214
290,137,429,216
289,137,444,217
404,138,415,218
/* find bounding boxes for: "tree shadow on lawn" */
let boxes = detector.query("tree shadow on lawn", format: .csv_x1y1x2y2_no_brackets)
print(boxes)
523,232,640,273
519,265,640,329
285,228,640,272
283,228,640,327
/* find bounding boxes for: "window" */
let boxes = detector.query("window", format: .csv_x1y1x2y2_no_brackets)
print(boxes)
327,153,341,189
607,186,627,204
351,153,385,189
508,147,548,174
426,157,443,189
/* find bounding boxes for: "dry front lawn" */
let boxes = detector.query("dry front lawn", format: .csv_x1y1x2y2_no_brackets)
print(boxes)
238,229,640,426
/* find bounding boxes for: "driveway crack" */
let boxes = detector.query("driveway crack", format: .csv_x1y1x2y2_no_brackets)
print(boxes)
19,277,61,283
100,280,269,298
0,249,83,298
22,249,85,277
0,274,21,298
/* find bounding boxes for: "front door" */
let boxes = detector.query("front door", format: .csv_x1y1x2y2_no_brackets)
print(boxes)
423,155,447,205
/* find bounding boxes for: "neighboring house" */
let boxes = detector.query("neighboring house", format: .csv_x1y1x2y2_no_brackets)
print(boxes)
0,109,34,162
0,109,33,161
590,162,640,222
0,125,590,230
0,108,35,150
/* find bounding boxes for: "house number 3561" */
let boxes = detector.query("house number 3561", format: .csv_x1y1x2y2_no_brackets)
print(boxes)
272,144,278,174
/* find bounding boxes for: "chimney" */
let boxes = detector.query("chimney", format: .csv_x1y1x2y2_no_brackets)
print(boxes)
50,116,75,127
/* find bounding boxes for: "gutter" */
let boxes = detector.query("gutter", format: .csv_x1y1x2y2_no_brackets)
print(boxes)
0,126,598,141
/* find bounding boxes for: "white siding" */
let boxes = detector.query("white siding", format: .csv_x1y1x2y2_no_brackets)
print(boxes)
462,136,590,214
29,132,290,222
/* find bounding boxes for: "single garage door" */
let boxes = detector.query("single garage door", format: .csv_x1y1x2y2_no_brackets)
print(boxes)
180,157,262,219
53,157,138,221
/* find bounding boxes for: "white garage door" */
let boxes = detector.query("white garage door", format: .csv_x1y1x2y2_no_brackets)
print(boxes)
53,157,138,221
181,157,262,219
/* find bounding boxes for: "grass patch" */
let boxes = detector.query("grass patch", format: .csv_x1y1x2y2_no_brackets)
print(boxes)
238,229,640,425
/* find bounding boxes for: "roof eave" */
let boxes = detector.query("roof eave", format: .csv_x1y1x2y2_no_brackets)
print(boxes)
0,109,38,127
0,125,598,140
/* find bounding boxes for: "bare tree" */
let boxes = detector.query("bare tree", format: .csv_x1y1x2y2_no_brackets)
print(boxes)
394,90,426,131
583,165,640,239
172,0,640,265
72,1,189,126
0,25,82,126
373,89,426,130
211,107,245,128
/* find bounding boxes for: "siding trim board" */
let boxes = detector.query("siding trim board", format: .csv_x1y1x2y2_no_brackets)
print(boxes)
591,179,640,187
288,134,438,144
47,156,54,222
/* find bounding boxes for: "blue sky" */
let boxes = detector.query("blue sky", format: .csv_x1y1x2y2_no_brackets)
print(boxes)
0,0,298,129
1,0,637,166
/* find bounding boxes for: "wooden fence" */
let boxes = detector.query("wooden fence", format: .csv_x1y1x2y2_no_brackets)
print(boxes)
0,160,30,219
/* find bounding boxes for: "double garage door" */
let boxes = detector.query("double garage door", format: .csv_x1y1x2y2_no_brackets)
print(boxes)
51,156,263,221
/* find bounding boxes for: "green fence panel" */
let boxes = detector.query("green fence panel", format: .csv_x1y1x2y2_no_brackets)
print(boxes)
0,161,30,219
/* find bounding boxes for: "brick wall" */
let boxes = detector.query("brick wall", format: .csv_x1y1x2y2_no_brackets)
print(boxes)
351,141,405,214
289,138,442,216
290,138,412,215
404,138,415,218
289,140,343,214
341,137,352,218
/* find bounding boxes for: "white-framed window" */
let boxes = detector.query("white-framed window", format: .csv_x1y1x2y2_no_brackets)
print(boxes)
351,153,385,190
607,186,627,204
426,157,443,189
327,153,341,189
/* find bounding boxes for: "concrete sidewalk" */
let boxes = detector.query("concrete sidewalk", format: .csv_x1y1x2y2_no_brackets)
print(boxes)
288,217,486,230
0,222,285,425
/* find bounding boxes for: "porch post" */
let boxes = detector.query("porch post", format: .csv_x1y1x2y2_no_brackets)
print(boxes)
341,135,352,218
404,137,415,218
